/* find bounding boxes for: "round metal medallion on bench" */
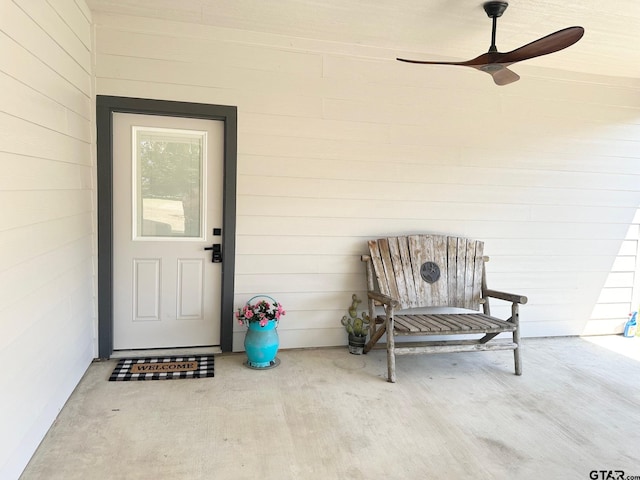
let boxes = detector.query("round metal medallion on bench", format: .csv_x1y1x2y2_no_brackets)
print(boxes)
420,261,440,283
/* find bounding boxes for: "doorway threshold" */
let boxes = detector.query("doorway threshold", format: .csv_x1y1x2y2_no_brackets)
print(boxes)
111,346,221,359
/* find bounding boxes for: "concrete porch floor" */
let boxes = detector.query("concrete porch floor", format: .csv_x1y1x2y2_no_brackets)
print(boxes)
20,336,640,480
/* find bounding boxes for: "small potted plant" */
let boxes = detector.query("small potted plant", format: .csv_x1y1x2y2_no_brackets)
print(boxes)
341,294,370,355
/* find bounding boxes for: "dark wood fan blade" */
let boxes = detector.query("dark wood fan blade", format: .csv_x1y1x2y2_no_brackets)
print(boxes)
499,26,584,64
396,57,468,66
398,52,506,68
398,56,521,85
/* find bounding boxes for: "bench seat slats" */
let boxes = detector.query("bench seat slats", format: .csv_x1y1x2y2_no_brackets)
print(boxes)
428,314,473,331
408,314,457,332
405,314,450,332
384,313,516,336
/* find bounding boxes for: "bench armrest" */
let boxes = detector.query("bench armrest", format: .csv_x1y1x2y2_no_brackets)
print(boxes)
367,291,400,309
484,289,528,305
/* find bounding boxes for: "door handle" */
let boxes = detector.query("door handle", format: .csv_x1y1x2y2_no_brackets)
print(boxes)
204,244,222,263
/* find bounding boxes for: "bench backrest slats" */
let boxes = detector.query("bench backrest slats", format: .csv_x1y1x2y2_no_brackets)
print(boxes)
368,234,485,310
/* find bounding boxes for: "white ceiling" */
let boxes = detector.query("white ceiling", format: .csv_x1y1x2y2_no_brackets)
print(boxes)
86,0,640,80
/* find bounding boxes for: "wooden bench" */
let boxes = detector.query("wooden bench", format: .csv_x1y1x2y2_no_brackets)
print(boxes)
361,234,527,382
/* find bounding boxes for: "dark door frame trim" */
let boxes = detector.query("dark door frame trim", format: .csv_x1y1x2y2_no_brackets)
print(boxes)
96,96,237,358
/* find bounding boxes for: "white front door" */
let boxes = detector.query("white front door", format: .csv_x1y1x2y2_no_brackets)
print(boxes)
112,113,223,350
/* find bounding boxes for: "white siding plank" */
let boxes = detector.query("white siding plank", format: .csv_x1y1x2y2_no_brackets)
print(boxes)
0,190,91,233
611,256,637,272
237,235,369,256
0,256,93,351
48,0,92,49
1,306,93,467
0,237,92,320
235,216,632,240
74,0,92,23
234,273,364,294
235,254,362,275
0,33,91,119
237,195,532,222
239,152,640,191
0,152,91,191
92,11,391,58
0,213,92,273
0,1,90,93
15,0,91,69
96,27,323,76
604,272,635,288
0,113,90,164
92,3,203,24
96,77,237,108
626,224,639,239
591,303,634,320
487,271,605,290
241,112,392,142
95,76,321,117
236,236,630,259
534,204,634,224
582,319,629,335
239,175,640,208
488,255,616,273
596,288,633,304
0,71,69,135
94,53,323,96
235,291,365,314
480,238,626,257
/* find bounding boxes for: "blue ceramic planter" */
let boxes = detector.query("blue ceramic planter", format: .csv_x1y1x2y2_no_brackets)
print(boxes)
244,320,280,369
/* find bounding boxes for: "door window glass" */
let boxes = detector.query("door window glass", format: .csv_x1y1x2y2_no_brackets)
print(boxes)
133,127,207,239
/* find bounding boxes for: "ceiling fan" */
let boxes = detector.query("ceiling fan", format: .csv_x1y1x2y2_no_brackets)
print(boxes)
397,1,584,86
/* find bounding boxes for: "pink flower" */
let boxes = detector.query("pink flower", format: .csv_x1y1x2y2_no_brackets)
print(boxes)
238,297,286,326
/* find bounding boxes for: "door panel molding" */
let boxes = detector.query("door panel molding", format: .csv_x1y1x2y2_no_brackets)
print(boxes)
97,96,237,358
177,258,205,320
133,258,161,321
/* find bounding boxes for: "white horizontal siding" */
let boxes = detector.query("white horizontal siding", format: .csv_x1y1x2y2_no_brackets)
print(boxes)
0,32,90,119
0,1,93,479
93,13,640,353
586,211,640,334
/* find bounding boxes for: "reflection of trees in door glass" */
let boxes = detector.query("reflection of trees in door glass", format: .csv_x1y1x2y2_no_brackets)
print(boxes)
138,133,202,237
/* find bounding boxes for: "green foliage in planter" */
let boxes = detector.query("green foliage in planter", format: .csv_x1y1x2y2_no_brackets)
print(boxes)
341,294,370,337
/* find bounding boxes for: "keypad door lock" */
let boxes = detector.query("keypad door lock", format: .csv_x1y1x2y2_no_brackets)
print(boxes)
204,243,222,263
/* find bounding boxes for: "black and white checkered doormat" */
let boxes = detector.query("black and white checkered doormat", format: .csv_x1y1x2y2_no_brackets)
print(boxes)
108,355,214,381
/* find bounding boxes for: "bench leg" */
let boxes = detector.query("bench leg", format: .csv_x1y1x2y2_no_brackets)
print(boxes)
512,303,522,375
386,311,396,383
514,348,522,375
513,333,522,375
